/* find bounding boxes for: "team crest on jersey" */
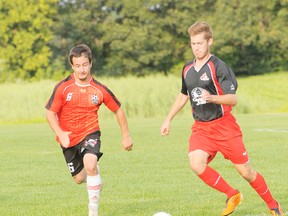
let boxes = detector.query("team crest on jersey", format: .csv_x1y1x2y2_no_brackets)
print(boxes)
191,87,207,106
85,139,98,147
92,94,99,104
200,72,209,81
66,93,73,101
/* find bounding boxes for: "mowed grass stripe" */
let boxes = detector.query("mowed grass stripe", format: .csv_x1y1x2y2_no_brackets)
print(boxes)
0,114,287,215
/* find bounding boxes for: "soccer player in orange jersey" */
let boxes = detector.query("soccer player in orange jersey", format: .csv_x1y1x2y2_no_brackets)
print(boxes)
160,22,284,216
46,44,133,216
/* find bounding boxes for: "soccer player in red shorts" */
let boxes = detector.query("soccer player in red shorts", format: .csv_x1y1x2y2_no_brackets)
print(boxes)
160,21,284,216
46,44,133,216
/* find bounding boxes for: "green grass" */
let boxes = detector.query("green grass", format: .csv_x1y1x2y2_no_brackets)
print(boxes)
1,114,287,215
0,71,287,124
236,72,288,114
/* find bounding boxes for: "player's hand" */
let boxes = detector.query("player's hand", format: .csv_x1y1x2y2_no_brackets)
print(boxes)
160,119,170,136
122,135,133,151
58,131,72,148
201,89,214,103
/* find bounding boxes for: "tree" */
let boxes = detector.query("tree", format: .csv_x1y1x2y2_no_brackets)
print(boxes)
99,0,215,76
0,0,58,82
206,0,288,75
1,0,287,81
49,0,109,78
50,0,216,77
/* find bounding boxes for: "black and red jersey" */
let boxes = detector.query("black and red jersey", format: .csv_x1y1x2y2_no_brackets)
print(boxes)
181,55,238,122
45,73,121,147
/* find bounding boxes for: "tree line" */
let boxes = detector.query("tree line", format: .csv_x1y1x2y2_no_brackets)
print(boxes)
0,0,287,82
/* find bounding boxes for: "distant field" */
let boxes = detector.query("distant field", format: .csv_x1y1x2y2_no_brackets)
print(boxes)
0,114,287,215
236,72,288,114
0,72,287,124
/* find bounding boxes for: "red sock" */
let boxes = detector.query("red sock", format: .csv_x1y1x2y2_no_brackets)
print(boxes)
249,173,277,209
198,166,238,198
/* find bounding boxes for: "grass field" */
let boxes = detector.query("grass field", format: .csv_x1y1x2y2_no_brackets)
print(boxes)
0,72,287,124
1,114,287,216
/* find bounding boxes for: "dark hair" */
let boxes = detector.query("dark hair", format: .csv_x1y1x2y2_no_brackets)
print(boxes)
69,44,92,65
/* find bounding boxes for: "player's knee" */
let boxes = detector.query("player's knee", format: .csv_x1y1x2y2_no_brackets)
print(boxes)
189,162,206,175
75,179,83,184
240,168,256,182
73,174,86,184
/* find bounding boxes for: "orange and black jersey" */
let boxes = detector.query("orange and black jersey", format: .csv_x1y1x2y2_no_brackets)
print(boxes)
45,73,121,147
181,55,238,122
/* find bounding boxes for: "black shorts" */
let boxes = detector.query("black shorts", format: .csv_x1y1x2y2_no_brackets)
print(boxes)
62,131,103,176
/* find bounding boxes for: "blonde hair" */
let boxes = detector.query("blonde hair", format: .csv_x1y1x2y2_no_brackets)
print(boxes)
188,21,213,40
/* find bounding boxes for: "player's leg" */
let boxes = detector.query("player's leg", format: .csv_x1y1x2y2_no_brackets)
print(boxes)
81,131,103,216
234,163,284,215
83,153,101,216
62,137,101,216
189,132,243,216
189,149,241,216
62,144,85,183
73,168,87,184
223,135,283,215
188,133,239,198
189,149,239,195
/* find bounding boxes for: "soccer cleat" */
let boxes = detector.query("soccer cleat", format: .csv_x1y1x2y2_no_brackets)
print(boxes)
221,192,243,216
270,202,284,215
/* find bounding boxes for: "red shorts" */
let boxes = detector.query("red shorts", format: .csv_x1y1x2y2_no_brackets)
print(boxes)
188,113,249,164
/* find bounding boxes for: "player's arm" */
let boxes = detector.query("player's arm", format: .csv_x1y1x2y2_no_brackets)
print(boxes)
114,107,133,151
205,62,238,106
201,90,237,106
46,109,71,148
160,93,189,136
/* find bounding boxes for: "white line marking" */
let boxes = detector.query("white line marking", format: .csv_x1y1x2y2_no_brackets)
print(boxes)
254,128,288,133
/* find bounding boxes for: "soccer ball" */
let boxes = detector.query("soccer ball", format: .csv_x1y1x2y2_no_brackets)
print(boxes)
153,212,171,216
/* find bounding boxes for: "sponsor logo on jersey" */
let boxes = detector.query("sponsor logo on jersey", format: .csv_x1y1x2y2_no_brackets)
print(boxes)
200,72,209,81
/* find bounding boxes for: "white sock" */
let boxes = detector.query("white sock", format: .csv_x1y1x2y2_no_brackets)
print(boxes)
86,174,102,211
